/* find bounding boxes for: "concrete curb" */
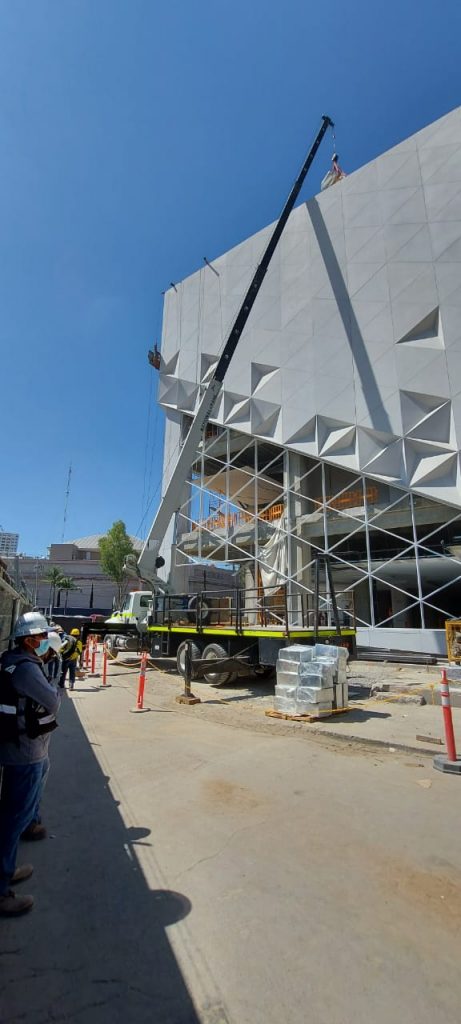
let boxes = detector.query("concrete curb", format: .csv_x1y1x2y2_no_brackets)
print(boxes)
305,724,441,759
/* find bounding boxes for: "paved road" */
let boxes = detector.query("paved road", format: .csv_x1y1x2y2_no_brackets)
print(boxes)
2,669,461,1023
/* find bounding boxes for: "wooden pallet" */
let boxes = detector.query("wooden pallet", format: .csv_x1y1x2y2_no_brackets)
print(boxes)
265,706,351,723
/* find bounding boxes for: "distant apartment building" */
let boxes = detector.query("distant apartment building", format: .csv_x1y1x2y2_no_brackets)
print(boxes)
5,532,240,615
5,535,143,614
0,532,19,557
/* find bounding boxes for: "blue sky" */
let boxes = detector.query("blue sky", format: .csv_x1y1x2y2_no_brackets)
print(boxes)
1,0,459,555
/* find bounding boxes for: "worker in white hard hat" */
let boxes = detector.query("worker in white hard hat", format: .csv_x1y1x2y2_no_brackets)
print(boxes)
43,630,65,684
0,611,60,916
20,630,66,843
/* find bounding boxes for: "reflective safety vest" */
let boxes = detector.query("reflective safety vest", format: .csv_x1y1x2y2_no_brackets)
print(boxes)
0,659,58,745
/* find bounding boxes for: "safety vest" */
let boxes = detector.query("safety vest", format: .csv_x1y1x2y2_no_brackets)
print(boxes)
0,659,58,745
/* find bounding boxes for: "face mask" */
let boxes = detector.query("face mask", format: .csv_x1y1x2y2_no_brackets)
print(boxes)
36,638,50,656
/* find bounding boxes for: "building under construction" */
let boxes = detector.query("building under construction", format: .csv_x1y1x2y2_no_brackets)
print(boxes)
157,106,461,656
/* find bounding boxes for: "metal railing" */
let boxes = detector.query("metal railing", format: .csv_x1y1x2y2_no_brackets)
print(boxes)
151,584,355,633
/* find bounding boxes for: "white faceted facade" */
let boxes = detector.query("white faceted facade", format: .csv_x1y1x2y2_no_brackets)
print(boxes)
158,107,461,649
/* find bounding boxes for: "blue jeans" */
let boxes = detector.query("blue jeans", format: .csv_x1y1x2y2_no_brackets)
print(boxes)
0,762,44,895
61,660,76,688
30,756,50,825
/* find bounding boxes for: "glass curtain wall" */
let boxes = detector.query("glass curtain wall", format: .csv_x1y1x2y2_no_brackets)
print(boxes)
173,418,461,630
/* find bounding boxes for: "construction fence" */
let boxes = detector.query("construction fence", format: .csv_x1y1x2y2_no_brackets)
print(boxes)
0,558,30,653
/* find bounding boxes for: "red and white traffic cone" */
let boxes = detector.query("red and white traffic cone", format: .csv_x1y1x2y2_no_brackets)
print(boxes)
433,669,461,775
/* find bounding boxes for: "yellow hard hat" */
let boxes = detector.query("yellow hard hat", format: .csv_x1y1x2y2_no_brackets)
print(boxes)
70,627,80,636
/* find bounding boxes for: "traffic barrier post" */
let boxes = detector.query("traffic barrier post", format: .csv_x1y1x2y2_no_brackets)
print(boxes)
91,638,97,675
176,640,201,706
87,637,100,678
433,668,461,775
130,653,150,713
102,644,108,686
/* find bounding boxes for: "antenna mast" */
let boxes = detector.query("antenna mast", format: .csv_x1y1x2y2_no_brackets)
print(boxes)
61,463,72,542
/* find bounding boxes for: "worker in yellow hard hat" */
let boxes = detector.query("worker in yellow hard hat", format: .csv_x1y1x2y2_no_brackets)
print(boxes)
59,628,83,691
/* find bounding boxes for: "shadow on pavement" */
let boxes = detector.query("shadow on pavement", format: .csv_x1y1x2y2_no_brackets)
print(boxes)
0,695,201,1024
333,708,391,723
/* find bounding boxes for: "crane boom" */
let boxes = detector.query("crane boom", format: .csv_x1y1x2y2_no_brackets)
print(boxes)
138,115,333,582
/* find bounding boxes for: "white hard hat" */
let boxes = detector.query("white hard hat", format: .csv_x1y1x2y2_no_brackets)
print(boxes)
14,611,52,638
48,631,65,653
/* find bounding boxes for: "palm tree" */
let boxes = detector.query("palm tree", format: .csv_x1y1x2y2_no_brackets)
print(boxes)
59,576,81,612
44,567,66,615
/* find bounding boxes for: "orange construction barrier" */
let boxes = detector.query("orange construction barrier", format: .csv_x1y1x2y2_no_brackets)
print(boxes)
84,638,91,669
433,669,461,776
102,644,108,686
136,653,148,709
91,638,97,675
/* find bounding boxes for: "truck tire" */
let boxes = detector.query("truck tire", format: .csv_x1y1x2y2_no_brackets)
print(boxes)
176,640,203,680
186,596,211,625
254,665,275,679
201,643,236,687
104,634,118,660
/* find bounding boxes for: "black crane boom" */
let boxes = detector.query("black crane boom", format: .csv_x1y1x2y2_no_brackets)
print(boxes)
213,115,333,384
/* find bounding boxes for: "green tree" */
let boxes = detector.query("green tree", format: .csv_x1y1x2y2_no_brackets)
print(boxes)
58,576,81,612
99,521,135,608
44,567,65,615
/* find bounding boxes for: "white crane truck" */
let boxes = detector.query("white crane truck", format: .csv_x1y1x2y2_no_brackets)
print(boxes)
85,116,356,683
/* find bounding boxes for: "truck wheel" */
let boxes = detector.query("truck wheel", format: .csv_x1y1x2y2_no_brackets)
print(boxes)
186,596,211,625
176,641,203,680
104,635,118,660
254,665,275,679
202,643,235,687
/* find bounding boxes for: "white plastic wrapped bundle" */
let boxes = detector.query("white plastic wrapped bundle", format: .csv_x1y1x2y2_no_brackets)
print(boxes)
274,642,348,715
321,157,346,192
274,693,298,713
313,644,348,683
275,682,297,698
300,663,335,688
321,168,342,190
336,682,349,708
276,669,304,688
297,669,327,689
276,661,300,677
296,698,333,715
280,645,314,662
314,643,348,667
313,643,333,658
277,654,312,673
297,686,334,703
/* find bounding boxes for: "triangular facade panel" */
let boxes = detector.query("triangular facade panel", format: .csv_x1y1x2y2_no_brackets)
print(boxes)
161,351,179,376
397,309,444,349
158,105,461,513
223,392,252,425
400,390,447,435
250,399,282,438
